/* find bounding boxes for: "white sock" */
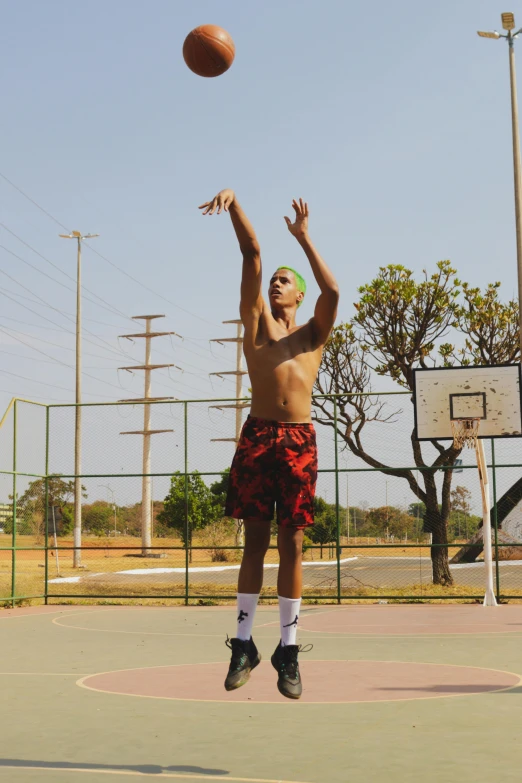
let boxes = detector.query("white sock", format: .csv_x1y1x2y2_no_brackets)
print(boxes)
278,595,301,647
236,593,259,641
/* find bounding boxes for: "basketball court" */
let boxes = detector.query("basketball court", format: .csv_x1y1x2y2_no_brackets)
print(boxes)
1,602,522,783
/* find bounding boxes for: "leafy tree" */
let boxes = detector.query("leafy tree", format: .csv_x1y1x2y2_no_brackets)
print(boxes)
7,475,86,537
314,262,464,585
315,264,519,585
449,485,474,540
83,502,114,537
209,468,230,508
308,497,338,557
442,282,520,366
158,471,219,551
366,506,414,539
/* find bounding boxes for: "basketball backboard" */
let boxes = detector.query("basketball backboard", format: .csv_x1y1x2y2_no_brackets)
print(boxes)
413,364,522,441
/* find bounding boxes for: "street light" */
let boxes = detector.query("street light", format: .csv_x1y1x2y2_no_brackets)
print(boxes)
477,12,522,358
60,230,99,567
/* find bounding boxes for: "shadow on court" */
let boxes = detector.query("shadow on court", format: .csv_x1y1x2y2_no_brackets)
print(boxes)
0,760,229,775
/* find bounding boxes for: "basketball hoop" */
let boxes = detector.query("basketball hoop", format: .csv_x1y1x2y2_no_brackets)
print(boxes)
451,418,480,450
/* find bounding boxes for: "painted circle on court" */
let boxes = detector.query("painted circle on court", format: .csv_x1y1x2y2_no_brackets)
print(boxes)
298,606,522,635
79,660,520,704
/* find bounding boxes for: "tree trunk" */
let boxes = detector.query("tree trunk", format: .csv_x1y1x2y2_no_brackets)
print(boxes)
425,501,453,586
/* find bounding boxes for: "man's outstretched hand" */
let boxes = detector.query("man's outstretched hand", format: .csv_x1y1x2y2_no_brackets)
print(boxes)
199,189,235,215
284,198,309,238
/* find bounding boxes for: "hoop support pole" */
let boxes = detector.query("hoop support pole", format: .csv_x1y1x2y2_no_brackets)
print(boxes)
475,439,497,607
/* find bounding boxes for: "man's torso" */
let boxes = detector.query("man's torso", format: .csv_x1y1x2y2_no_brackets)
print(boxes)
242,307,324,422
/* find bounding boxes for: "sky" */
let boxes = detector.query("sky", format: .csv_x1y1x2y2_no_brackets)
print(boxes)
0,0,521,509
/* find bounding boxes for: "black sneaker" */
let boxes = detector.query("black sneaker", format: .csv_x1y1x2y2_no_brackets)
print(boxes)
224,636,261,691
271,641,313,700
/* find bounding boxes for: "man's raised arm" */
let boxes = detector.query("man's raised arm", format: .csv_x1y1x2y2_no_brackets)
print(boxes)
284,198,339,343
200,189,263,316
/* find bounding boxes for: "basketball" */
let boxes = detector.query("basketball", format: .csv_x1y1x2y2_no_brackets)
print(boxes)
183,25,235,78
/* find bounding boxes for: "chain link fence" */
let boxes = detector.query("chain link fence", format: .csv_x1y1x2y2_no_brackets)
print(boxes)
0,395,521,606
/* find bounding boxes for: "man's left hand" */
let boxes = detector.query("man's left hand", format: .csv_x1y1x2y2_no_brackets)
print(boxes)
284,198,309,239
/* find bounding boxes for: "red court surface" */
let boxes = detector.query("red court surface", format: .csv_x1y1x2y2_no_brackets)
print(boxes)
80,659,521,704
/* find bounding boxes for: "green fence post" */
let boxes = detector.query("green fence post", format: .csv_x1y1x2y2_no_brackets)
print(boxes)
334,397,341,604
44,406,50,605
184,402,189,606
491,439,500,601
11,400,17,607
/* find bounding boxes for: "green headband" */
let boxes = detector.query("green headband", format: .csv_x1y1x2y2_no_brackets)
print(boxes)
276,266,307,308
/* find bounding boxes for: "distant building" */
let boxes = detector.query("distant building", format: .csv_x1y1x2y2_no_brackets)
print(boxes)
0,503,13,531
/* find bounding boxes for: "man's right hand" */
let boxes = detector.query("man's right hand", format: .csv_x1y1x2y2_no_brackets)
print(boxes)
199,189,235,215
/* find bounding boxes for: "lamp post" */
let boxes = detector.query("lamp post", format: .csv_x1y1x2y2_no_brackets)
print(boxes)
59,231,99,566
478,12,522,357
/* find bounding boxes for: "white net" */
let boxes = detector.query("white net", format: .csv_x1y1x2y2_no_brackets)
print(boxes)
451,418,480,450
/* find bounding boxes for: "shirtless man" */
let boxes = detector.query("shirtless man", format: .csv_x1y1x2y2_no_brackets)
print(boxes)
199,189,339,699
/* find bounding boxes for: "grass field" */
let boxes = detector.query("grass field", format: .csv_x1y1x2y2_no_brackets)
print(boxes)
1,532,511,607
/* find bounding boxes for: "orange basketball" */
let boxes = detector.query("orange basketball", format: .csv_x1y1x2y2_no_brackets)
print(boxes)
183,24,235,78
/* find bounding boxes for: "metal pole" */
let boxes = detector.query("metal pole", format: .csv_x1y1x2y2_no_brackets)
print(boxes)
142,319,152,555
476,439,497,606
51,506,60,577
44,405,50,601
73,237,82,567
508,34,522,358
346,475,349,542
386,481,390,538
491,439,501,601
11,400,17,606
184,401,189,606
334,398,341,604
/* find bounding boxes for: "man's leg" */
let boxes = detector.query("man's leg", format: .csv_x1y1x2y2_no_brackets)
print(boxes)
271,526,308,699
277,526,304,646
224,520,270,692
235,519,271,640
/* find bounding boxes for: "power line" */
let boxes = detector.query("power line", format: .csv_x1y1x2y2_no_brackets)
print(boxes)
0,368,129,399
0,170,221,328
0,285,126,327
0,172,69,229
0,284,138,365
0,324,127,361
84,241,220,328
0,323,143,397
0,241,131,322
0,239,236,374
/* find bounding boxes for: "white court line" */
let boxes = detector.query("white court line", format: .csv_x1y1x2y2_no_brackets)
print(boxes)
48,558,358,584
450,560,522,569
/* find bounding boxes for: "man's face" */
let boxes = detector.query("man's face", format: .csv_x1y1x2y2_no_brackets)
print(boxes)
269,269,303,310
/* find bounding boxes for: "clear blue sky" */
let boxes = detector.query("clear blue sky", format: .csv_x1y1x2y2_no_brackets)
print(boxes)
0,0,519,435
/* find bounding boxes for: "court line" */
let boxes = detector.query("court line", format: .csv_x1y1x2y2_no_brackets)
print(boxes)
0,607,81,620
51,612,522,640
0,672,90,676
254,607,340,629
52,615,237,638
76,659,522,705
0,765,310,783
299,623,522,636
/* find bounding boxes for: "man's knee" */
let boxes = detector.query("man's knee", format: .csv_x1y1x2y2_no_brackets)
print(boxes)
243,520,271,557
278,527,304,560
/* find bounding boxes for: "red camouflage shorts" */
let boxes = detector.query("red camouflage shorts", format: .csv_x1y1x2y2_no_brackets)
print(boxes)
225,416,318,529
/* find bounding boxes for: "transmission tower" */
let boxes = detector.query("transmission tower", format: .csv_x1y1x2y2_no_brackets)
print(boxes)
209,319,250,546
119,315,179,556
209,319,249,443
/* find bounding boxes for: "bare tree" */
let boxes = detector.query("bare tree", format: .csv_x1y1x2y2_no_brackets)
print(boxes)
314,262,462,585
